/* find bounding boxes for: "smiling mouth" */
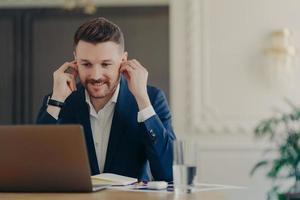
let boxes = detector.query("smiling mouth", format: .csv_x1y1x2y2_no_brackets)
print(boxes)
88,81,106,87
91,82,105,86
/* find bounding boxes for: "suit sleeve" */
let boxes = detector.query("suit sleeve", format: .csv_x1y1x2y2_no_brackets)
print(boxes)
142,89,176,182
36,95,58,124
36,95,74,124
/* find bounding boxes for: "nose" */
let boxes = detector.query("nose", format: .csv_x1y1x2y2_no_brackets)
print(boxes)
90,65,104,80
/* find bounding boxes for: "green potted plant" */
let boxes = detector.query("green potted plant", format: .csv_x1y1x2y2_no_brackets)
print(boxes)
251,103,300,200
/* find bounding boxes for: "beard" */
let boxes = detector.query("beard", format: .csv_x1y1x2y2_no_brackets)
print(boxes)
83,77,119,99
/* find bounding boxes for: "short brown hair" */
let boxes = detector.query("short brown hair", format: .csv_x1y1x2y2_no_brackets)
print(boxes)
74,17,124,51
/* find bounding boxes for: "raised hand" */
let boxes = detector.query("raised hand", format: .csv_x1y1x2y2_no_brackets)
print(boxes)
120,59,151,110
51,61,78,102
47,61,78,119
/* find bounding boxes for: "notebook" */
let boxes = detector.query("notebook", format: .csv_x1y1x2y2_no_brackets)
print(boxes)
92,173,138,186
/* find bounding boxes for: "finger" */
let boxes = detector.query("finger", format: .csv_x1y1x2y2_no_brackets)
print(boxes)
120,64,133,74
65,76,73,91
131,59,141,67
66,77,76,92
126,60,137,69
58,61,77,73
131,59,146,71
73,69,78,79
120,65,132,80
122,60,134,69
70,76,77,91
64,74,76,90
67,81,72,92
72,79,77,91
73,76,77,91
64,73,75,80
64,66,78,79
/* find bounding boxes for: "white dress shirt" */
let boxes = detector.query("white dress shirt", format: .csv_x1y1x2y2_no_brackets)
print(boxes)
85,84,156,173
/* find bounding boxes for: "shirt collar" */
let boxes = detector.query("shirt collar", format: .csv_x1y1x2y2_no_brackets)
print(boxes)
110,83,120,103
85,83,120,115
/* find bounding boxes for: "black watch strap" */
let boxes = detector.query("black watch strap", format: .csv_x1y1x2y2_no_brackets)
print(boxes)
47,98,65,108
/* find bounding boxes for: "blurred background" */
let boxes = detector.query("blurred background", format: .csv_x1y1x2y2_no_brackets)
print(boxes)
2,0,300,199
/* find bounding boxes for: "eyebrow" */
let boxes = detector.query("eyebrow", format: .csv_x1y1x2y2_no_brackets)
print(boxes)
79,59,114,63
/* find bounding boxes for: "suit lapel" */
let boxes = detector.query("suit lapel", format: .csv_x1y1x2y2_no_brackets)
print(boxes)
103,77,129,172
75,86,100,175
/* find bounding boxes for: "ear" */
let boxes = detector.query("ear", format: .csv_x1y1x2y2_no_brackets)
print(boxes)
122,51,128,62
73,51,77,60
72,51,79,73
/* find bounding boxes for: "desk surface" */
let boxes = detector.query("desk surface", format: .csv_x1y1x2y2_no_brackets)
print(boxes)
0,189,246,200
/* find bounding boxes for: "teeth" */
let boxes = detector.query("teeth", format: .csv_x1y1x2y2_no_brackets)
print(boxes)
92,82,104,86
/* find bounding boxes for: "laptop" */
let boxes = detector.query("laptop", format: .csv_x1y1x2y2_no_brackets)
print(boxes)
0,125,108,192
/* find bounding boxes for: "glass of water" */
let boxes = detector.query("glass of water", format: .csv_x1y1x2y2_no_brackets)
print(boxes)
173,140,198,193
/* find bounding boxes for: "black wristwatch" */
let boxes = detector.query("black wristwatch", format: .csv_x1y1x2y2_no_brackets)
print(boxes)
47,97,65,108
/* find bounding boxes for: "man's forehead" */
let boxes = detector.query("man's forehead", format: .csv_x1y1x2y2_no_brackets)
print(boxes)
75,40,123,61
75,40,122,52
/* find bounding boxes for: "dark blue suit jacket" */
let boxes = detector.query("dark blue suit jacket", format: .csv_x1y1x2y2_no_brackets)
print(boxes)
36,77,176,182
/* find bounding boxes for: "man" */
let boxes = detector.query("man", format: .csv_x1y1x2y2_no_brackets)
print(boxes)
36,17,175,182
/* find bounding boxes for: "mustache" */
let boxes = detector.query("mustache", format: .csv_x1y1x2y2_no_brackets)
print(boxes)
86,79,105,84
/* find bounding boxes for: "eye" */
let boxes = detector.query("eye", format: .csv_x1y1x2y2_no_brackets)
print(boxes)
82,63,92,68
102,63,112,68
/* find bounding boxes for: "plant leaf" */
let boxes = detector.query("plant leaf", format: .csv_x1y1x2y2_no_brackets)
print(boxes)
267,158,290,178
250,160,269,176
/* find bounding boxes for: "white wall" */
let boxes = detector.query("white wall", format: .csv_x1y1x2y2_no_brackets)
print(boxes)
170,0,300,135
170,0,300,199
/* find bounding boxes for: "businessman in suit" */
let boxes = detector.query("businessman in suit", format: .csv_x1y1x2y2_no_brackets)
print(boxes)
36,17,176,182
